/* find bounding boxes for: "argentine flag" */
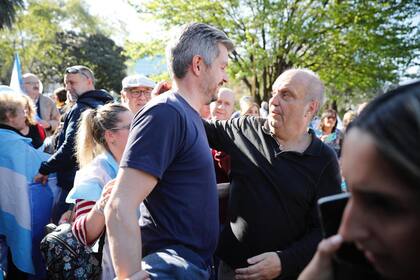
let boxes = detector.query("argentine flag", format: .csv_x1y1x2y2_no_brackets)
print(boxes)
0,128,52,275
9,53,24,94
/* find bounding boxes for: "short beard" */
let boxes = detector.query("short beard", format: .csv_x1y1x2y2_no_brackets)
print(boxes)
68,91,79,102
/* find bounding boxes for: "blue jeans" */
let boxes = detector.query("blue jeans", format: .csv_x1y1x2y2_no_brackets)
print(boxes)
142,248,211,280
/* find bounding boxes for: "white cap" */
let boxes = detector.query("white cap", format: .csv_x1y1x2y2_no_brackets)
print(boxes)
122,74,156,89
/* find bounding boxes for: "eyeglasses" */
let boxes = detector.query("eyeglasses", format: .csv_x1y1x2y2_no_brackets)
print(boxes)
24,81,39,86
125,88,152,97
109,124,131,131
65,66,91,79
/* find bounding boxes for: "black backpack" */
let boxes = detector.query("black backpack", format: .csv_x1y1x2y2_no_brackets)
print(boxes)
40,223,103,280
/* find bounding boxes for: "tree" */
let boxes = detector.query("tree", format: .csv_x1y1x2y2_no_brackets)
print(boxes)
0,0,24,30
130,0,419,105
38,31,127,92
0,0,119,89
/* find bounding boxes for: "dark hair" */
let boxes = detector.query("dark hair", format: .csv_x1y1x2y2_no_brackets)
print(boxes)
319,109,338,132
349,80,420,189
54,87,67,103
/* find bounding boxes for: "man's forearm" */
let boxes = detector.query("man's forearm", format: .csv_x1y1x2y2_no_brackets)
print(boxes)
105,201,142,279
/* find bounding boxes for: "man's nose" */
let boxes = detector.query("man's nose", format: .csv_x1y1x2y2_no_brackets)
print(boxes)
222,72,229,84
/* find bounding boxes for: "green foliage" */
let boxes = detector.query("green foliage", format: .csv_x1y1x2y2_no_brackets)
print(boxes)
130,0,419,106
77,33,127,92
0,0,24,30
42,31,127,92
0,0,125,93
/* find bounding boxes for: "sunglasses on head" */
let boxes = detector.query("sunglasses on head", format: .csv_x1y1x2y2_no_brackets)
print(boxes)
65,66,91,79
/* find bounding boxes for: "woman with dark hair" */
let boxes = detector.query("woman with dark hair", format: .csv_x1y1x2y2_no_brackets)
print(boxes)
316,109,343,156
299,80,420,280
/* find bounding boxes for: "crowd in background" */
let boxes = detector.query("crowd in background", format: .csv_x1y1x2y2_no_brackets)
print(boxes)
0,22,419,280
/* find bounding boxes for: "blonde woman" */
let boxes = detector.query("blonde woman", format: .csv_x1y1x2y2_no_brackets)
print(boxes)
65,103,133,279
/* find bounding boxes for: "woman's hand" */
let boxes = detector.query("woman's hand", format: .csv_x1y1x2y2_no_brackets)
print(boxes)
298,235,343,280
95,179,116,215
58,210,73,224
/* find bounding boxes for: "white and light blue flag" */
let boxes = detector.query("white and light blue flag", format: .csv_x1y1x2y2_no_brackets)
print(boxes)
9,53,25,94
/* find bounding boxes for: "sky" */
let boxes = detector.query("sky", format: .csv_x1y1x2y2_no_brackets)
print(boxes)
86,0,162,44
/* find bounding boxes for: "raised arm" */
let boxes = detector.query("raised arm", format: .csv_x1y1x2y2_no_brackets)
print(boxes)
203,117,243,152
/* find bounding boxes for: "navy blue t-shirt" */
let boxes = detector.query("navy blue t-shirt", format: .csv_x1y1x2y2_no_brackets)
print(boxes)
121,92,219,267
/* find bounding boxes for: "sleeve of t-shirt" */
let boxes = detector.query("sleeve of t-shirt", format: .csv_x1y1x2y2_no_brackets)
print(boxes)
203,117,244,153
120,104,183,179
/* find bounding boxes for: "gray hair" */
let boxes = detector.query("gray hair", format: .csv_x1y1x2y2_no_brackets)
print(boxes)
166,23,234,79
65,65,95,84
22,73,44,93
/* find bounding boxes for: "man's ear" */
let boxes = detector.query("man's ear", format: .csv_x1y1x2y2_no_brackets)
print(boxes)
191,55,203,76
306,99,319,119
120,91,127,103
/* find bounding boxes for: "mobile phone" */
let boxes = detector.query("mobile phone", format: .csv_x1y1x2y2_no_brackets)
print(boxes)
318,192,350,238
317,193,383,280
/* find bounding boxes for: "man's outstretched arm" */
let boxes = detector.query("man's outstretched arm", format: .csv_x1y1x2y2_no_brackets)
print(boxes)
105,167,157,279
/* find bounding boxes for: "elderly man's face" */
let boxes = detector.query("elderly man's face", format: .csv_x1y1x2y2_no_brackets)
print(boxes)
211,89,235,120
268,71,314,139
23,76,41,100
121,86,153,114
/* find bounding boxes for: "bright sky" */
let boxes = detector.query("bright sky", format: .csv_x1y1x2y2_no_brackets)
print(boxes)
87,0,162,44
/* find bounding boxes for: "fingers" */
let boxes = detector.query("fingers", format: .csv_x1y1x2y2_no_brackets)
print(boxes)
297,235,342,280
247,252,266,264
236,252,281,280
58,210,72,224
318,234,343,257
236,264,260,276
34,174,48,185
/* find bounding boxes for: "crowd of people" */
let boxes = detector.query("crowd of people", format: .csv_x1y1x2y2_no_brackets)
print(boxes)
0,22,419,280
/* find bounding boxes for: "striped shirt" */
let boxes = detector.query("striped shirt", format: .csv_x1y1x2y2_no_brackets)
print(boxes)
72,199,96,246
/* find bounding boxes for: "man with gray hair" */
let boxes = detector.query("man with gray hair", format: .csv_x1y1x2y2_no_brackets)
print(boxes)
22,73,61,136
204,68,341,279
106,23,234,279
120,74,156,114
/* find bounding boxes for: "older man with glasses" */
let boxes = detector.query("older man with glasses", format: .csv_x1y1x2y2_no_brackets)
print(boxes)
34,65,114,223
22,73,61,137
120,74,156,114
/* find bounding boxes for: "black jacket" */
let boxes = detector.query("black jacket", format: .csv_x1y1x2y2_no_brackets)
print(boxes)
204,117,341,279
39,90,113,190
